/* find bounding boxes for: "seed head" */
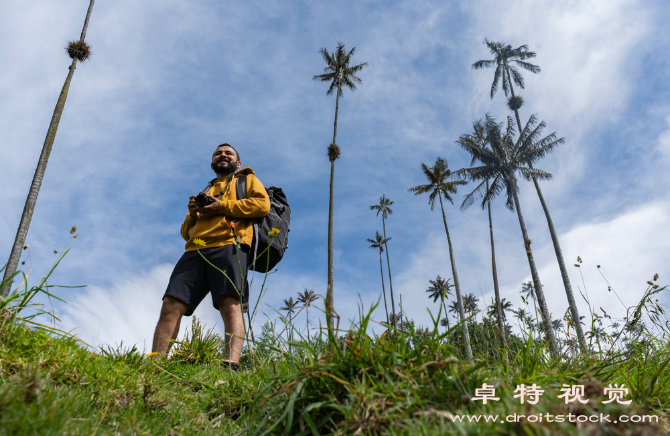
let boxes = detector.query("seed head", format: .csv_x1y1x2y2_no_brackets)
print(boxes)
507,95,524,111
327,143,341,162
66,40,91,61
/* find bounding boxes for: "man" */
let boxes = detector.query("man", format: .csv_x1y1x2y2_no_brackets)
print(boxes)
152,143,270,370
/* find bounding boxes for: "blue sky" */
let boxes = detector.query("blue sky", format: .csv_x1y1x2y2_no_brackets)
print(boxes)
1,0,669,348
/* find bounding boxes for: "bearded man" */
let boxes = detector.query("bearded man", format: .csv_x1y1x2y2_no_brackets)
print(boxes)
151,143,270,371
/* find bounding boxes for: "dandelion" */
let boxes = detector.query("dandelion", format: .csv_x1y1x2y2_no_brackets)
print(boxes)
146,352,159,358
272,228,280,235
70,225,77,234
193,238,206,248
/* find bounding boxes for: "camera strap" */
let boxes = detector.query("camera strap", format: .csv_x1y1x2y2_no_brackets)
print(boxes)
200,173,234,198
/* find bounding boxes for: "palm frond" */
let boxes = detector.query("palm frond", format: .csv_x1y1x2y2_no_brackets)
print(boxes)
513,59,541,74
472,59,496,70
509,65,525,89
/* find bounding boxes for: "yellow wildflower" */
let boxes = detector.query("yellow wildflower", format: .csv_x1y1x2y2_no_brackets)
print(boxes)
272,228,280,234
193,238,206,248
146,352,159,358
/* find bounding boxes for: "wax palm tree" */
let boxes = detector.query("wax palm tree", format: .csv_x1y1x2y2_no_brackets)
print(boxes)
455,114,560,357
2,0,96,296
487,297,513,322
472,39,540,128
474,39,586,352
367,231,390,324
440,317,450,329
297,289,319,340
457,120,506,348
408,158,472,359
280,297,298,336
370,195,396,325
313,43,367,326
426,275,453,330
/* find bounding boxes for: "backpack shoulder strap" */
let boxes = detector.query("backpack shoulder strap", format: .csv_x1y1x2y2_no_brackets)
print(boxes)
236,174,248,200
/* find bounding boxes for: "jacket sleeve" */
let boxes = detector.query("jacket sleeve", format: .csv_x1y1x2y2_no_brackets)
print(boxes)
180,213,197,241
217,174,270,218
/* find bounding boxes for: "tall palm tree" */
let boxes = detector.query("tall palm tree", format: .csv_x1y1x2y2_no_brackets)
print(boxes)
280,297,298,337
2,0,96,296
426,275,453,330
455,114,560,357
367,231,390,324
370,195,396,325
297,289,319,340
408,159,472,360
313,43,367,327
457,120,506,349
473,39,586,352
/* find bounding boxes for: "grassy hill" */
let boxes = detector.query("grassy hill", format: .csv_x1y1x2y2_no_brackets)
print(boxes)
1,267,669,435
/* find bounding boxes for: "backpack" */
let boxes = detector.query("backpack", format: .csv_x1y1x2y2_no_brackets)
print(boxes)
236,175,290,273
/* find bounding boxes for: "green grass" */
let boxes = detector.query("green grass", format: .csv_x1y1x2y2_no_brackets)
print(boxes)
1,259,669,435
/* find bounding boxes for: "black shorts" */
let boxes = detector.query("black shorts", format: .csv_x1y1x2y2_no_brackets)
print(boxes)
163,245,250,315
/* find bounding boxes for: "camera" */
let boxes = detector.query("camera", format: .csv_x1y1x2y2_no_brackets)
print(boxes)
194,193,212,208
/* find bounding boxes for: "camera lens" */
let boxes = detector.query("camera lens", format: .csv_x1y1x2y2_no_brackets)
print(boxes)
194,193,211,208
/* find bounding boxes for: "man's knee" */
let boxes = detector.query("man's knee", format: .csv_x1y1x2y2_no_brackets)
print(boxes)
218,294,241,314
161,295,189,319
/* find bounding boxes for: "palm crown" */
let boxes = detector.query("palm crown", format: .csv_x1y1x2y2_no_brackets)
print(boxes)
370,195,393,219
472,39,540,99
297,289,319,307
455,115,562,210
281,297,298,317
407,157,467,209
426,275,453,303
367,231,389,253
313,43,368,97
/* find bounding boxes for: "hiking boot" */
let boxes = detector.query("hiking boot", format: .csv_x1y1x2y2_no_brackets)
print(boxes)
220,360,241,372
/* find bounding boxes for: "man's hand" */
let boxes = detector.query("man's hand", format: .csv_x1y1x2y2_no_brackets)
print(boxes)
188,196,200,218
197,193,220,216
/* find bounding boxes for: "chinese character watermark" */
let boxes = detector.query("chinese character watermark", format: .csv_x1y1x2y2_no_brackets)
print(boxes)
472,383,500,404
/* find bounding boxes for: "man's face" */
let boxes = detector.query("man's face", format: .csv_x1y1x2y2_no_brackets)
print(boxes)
211,146,241,175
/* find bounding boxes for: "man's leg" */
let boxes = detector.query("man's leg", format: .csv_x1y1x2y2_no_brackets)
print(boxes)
152,296,189,356
218,294,245,362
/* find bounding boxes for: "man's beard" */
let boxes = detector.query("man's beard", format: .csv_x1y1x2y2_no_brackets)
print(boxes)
213,160,237,175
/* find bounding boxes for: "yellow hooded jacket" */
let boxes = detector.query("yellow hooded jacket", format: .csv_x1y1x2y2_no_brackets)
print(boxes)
181,168,270,252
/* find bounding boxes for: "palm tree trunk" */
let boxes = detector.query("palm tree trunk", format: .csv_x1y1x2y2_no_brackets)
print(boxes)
441,299,450,330
378,252,389,324
507,172,558,358
486,181,507,354
505,64,586,352
326,89,340,328
2,0,96,297
529,169,587,352
438,193,473,360
381,218,396,326
306,305,310,340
